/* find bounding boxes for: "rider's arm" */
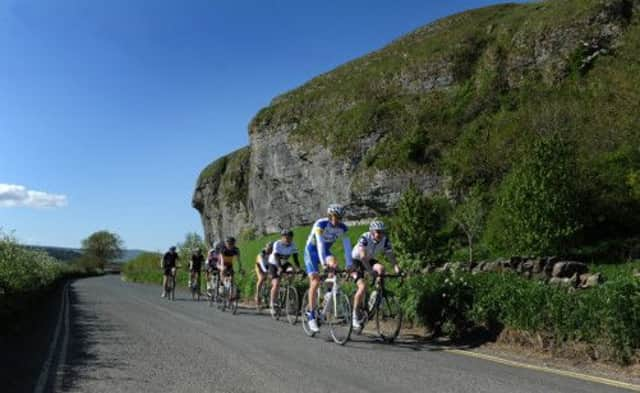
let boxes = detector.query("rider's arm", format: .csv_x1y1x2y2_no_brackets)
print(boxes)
384,238,400,273
292,253,300,268
314,228,328,266
274,253,284,268
342,236,353,269
236,250,243,272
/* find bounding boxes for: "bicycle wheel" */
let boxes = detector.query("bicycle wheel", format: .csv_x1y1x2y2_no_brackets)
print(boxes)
230,284,239,315
218,284,227,311
285,286,299,325
256,283,269,313
375,293,403,342
170,277,176,301
300,289,316,337
328,291,352,345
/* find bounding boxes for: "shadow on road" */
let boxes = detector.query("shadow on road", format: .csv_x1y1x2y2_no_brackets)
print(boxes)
59,285,130,392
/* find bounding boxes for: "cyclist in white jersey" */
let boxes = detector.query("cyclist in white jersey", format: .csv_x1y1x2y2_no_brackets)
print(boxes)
350,220,401,329
303,204,353,333
268,229,300,316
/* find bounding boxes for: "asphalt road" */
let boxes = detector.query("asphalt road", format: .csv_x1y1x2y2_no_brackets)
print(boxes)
41,275,633,393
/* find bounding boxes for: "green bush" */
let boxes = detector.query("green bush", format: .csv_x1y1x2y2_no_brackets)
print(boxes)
0,232,62,294
484,135,582,257
391,184,450,267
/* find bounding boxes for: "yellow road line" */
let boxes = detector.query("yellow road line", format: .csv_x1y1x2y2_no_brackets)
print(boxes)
445,348,640,392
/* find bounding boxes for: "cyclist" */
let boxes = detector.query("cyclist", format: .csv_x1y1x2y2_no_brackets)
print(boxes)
218,236,243,296
268,229,300,316
161,246,179,297
205,241,223,289
189,248,204,294
350,220,401,329
254,241,273,307
304,204,353,332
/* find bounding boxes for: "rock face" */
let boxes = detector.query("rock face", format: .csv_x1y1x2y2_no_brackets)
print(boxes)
193,0,637,243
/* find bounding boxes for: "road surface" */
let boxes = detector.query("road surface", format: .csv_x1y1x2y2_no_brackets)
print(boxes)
34,275,636,392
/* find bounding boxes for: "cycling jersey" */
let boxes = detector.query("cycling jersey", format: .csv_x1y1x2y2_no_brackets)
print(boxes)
190,253,204,272
162,251,178,268
351,232,394,262
219,246,240,267
304,218,352,273
269,240,299,266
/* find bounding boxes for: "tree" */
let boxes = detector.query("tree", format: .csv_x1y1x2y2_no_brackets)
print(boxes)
178,232,206,262
391,183,449,268
81,230,124,268
485,134,581,256
452,186,487,263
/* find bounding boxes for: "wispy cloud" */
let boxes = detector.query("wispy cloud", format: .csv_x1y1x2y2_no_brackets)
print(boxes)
0,184,67,208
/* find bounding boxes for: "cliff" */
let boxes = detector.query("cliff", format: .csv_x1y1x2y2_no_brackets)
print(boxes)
194,0,640,243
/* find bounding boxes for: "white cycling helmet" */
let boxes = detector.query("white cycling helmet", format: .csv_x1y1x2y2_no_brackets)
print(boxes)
369,220,386,232
327,203,345,218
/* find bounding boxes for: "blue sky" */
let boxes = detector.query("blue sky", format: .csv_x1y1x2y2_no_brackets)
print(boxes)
0,0,520,251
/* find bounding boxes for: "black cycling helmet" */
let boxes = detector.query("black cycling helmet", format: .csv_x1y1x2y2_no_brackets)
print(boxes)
169,246,176,251
280,229,293,237
225,236,236,244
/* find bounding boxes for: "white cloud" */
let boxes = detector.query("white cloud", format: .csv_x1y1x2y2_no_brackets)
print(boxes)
0,184,67,208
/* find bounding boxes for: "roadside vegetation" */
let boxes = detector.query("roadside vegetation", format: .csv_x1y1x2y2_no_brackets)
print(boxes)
0,230,113,334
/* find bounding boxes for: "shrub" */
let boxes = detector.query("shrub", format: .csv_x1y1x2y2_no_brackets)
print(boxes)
391,184,450,268
484,134,582,257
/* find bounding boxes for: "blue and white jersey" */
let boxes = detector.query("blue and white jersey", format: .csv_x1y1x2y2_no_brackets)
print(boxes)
305,218,353,267
351,232,394,261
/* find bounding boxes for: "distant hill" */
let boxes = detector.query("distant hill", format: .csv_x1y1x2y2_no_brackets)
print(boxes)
23,246,147,263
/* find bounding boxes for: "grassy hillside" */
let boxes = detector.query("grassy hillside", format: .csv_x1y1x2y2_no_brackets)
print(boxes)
250,0,639,173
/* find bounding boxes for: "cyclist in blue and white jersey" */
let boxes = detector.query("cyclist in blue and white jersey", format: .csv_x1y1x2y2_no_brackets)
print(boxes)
350,220,401,329
304,204,353,332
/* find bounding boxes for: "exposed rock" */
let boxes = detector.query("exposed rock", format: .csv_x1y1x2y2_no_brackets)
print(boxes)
580,272,603,288
552,261,588,278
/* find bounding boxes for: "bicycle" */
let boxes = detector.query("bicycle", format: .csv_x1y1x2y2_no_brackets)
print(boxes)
218,270,242,315
189,271,202,301
207,270,222,307
352,273,404,342
301,269,352,345
270,269,303,324
255,276,270,313
164,267,178,301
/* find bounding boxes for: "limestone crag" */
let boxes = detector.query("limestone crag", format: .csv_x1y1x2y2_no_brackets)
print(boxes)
192,0,638,244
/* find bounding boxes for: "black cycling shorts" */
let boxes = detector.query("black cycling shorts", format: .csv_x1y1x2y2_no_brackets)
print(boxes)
351,259,378,281
163,266,175,276
268,262,292,279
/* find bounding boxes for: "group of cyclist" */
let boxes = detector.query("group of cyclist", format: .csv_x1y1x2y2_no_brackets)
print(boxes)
161,203,402,333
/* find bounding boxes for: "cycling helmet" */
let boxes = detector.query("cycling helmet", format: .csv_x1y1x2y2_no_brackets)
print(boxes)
225,236,236,244
280,229,293,237
169,246,176,251
265,241,274,250
327,203,345,218
369,220,386,232
214,241,224,250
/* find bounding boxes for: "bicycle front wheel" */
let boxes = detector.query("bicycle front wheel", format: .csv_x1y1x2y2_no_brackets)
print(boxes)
285,286,299,325
230,284,239,315
328,291,352,345
375,293,403,342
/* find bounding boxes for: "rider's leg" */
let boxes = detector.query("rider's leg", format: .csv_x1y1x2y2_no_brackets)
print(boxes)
270,276,280,309
254,265,265,304
162,274,168,296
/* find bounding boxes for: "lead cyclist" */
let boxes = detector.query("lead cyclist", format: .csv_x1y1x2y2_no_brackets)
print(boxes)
303,204,353,333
